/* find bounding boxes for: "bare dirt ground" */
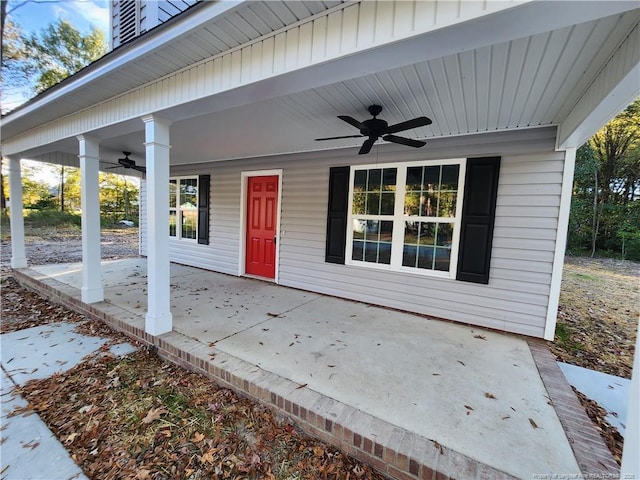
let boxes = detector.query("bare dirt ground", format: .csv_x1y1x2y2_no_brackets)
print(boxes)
551,256,638,379
1,227,637,471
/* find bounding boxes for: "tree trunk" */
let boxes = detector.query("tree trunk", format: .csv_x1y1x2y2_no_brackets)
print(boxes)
591,169,599,257
60,166,65,212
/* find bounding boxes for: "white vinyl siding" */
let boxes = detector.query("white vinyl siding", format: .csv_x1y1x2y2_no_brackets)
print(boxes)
140,127,565,338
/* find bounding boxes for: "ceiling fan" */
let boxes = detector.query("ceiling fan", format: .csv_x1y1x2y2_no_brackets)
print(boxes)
315,105,432,154
106,152,146,173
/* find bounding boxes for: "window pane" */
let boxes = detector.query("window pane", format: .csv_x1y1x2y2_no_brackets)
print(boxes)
404,222,419,244
380,192,395,215
180,178,198,208
368,169,382,190
436,223,454,246
364,220,379,240
417,247,435,269
364,242,378,262
352,240,364,261
181,210,197,239
441,165,460,191
366,193,380,215
419,222,436,245
169,180,177,208
380,221,393,242
406,167,422,191
382,168,397,190
169,211,176,237
378,242,392,264
434,247,452,271
438,192,457,217
422,193,438,217
402,244,417,267
354,170,367,191
423,166,440,191
352,219,365,239
404,192,421,216
353,193,366,215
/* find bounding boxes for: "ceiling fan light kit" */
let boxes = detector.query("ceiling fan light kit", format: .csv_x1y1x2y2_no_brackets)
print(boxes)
315,104,432,154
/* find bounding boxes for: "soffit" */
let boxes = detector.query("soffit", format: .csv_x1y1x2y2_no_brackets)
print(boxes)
2,0,344,134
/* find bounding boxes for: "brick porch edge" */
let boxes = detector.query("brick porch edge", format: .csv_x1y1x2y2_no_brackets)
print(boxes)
527,339,620,476
13,268,615,479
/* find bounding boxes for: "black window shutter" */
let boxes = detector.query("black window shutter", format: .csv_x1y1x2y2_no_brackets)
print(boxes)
197,175,210,245
456,157,501,284
325,166,350,264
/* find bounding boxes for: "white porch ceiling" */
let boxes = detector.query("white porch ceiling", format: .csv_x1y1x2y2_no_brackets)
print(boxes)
4,1,639,170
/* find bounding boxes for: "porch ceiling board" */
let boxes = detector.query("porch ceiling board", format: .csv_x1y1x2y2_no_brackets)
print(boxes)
3,1,639,161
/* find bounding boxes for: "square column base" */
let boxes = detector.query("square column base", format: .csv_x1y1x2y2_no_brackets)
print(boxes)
145,312,173,336
81,287,104,304
11,257,28,269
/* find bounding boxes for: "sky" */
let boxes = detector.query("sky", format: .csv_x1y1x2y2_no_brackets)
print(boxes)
7,0,109,37
3,0,110,111
4,1,111,181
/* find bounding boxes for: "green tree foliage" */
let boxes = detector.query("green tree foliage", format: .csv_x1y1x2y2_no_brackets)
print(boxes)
1,17,107,113
568,99,640,260
21,19,107,93
99,173,140,225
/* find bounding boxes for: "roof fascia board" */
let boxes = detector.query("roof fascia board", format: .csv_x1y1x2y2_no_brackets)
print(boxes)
2,0,243,125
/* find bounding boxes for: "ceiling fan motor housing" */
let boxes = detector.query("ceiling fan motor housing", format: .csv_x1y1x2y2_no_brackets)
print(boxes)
361,118,388,137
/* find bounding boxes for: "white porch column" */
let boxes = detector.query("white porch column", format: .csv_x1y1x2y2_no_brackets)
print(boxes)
621,322,639,476
142,114,173,336
77,135,104,303
7,157,27,268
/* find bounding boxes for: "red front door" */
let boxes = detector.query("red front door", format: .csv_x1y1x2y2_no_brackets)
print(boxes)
245,175,279,278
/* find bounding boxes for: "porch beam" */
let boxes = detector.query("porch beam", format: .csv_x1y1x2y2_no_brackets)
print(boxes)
77,135,104,303
142,114,173,336
7,157,27,269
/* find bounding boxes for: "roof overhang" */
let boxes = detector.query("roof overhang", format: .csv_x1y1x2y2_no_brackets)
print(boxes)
2,0,639,166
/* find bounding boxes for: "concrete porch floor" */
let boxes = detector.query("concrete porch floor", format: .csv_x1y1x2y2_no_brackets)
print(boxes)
12,258,619,479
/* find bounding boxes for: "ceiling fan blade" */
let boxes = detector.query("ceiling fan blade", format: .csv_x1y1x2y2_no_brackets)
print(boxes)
382,135,426,148
315,135,364,141
337,115,365,130
359,137,377,155
132,165,146,173
384,116,432,134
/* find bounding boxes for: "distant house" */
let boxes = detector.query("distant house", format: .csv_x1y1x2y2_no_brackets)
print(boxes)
3,1,639,471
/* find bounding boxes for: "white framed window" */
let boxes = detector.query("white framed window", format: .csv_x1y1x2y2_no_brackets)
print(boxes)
169,176,198,241
346,159,466,278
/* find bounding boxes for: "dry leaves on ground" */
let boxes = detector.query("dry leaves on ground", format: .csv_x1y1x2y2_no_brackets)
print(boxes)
2,276,385,480
550,256,638,379
17,347,385,480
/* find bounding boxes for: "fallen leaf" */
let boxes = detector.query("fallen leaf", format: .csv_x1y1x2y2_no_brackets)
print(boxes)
353,465,365,477
267,312,279,317
457,360,466,366
141,406,168,424
464,405,474,411
22,440,40,450
433,440,444,454
502,415,511,420
201,449,216,464
192,432,205,443
484,392,496,399
474,334,487,340
136,469,152,480
529,418,538,429
295,383,308,390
